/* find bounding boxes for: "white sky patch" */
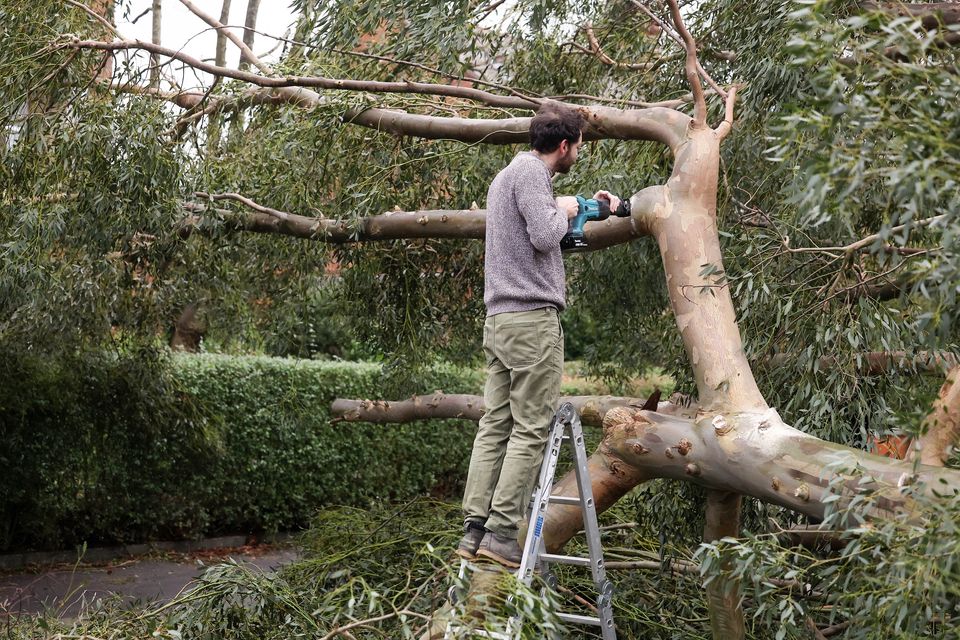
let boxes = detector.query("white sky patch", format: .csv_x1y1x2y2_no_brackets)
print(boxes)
114,0,297,89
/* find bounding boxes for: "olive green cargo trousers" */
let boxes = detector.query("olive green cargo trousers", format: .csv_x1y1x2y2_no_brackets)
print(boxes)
462,307,564,539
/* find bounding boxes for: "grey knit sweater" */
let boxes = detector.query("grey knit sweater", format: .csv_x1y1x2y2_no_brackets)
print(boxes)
483,152,568,316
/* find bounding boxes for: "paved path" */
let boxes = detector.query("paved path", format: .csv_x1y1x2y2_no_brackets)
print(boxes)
0,546,300,618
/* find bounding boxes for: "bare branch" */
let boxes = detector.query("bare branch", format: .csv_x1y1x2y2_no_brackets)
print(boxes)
715,85,738,140
330,394,691,425
181,185,661,249
195,192,291,220
579,22,669,71
177,0,272,75
64,37,541,109
342,104,687,147
182,202,487,243
665,0,707,125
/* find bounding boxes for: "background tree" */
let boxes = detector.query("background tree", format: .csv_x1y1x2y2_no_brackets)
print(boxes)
2,0,960,637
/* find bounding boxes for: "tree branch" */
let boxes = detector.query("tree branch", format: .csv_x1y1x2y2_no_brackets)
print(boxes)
181,183,664,248
330,394,691,425
578,22,672,71
64,38,541,109
177,0,272,75
665,0,707,126
857,2,960,30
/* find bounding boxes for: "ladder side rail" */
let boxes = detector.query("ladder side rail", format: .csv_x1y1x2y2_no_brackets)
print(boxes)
567,412,618,640
517,409,567,585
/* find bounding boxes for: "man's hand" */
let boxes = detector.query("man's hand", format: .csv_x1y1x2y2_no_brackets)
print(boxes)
593,190,621,214
556,196,579,219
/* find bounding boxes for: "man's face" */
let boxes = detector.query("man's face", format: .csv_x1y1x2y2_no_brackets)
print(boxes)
555,133,583,174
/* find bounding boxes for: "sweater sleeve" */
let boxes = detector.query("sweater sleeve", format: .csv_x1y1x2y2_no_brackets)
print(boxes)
515,161,569,253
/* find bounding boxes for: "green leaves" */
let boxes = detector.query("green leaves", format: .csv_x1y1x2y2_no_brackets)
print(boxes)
0,352,482,552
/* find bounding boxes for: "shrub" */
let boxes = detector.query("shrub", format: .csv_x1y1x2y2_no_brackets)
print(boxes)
0,351,481,552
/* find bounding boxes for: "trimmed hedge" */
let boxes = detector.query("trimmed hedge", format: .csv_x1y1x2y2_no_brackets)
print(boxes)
0,352,481,552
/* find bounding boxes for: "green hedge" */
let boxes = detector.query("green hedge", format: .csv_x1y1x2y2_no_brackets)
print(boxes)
0,352,482,552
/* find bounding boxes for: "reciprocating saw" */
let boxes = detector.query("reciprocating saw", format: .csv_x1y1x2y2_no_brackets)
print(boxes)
560,195,632,252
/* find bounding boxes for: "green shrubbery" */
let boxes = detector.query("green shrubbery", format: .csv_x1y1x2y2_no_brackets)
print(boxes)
0,351,481,552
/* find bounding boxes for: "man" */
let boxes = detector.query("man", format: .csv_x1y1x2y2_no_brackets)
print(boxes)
458,105,620,568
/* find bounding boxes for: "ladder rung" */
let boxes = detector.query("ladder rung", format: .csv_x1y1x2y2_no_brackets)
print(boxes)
556,612,603,626
540,552,592,567
549,495,581,505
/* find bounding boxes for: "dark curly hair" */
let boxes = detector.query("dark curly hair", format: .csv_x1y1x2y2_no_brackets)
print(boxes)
529,105,585,153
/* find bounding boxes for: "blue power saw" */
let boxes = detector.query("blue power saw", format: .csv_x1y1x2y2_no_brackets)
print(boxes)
560,195,632,252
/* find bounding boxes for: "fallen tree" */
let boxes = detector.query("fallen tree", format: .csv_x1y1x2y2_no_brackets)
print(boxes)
6,0,960,637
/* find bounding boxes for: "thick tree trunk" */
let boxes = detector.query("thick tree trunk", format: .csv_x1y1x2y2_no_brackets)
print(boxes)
703,491,745,639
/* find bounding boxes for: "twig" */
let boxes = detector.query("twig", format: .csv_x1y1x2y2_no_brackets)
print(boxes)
581,23,663,71
475,0,508,23
194,191,293,221
806,616,829,640
784,214,947,256
821,620,852,637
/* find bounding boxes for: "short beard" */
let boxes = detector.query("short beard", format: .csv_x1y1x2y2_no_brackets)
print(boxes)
555,152,575,174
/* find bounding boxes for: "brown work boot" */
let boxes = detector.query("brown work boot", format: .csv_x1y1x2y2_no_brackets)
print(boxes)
476,532,522,568
456,522,487,560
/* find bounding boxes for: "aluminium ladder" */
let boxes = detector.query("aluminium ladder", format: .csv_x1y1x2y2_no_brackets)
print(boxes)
447,402,617,639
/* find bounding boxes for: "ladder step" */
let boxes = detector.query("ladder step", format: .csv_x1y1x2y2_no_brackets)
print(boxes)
540,552,592,567
556,612,604,626
549,495,581,505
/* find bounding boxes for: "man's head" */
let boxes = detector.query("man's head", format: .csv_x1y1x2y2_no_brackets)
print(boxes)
529,106,585,174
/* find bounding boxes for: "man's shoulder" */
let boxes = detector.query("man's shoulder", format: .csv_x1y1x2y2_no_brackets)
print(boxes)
500,152,546,180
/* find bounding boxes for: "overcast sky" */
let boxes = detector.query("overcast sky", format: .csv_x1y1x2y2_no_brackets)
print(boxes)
114,0,298,88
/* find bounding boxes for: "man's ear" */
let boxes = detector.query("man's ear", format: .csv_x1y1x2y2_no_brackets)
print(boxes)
558,139,568,154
